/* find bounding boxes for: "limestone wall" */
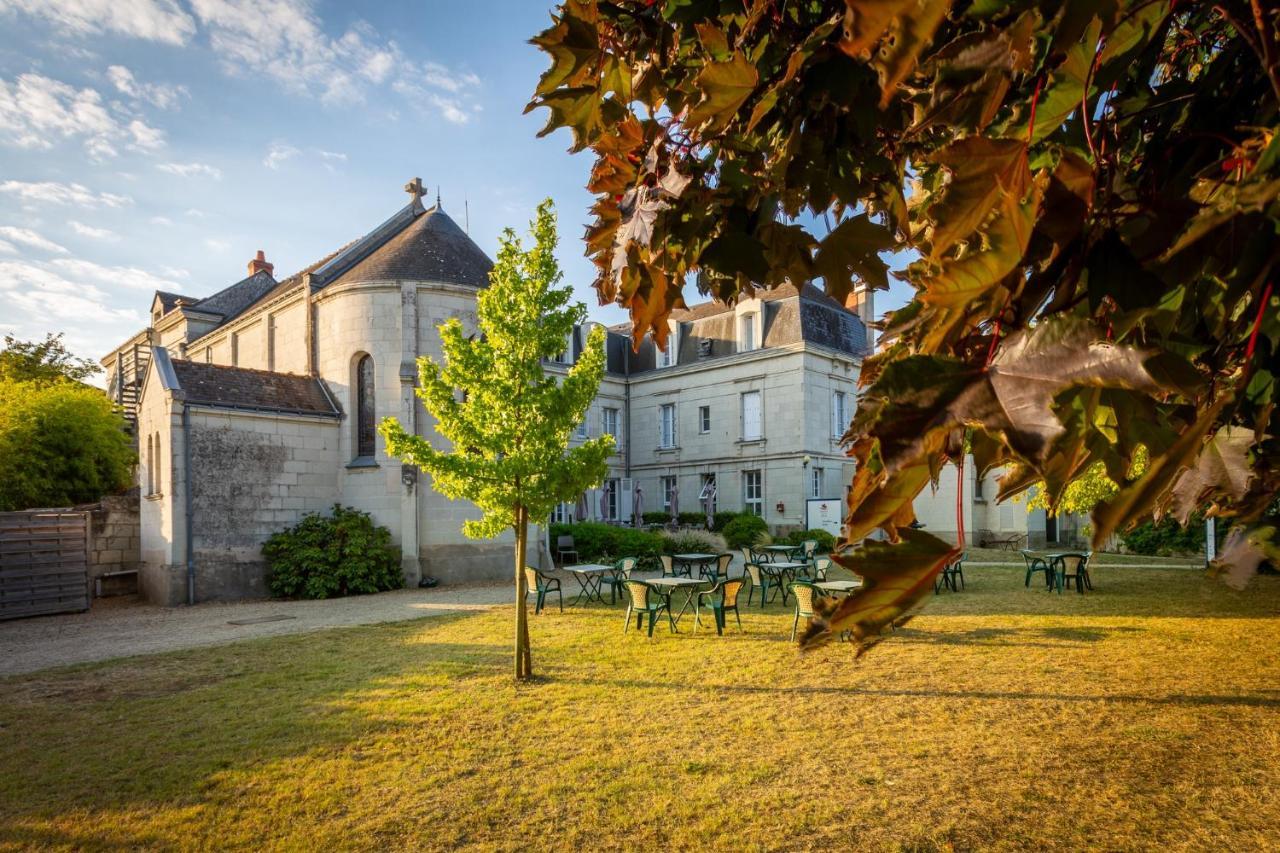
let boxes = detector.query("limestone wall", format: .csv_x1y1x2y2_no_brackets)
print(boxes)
81,493,141,595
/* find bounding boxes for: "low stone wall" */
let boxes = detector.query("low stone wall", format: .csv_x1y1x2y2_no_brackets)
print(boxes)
82,492,141,596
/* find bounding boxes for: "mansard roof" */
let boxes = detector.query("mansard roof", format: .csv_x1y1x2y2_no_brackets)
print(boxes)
162,353,339,417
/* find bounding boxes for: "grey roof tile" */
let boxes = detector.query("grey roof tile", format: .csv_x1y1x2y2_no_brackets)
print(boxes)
169,360,339,417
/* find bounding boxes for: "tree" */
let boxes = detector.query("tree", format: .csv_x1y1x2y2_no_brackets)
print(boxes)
0,333,101,385
0,379,135,511
380,200,613,680
1025,448,1148,516
528,1,1280,651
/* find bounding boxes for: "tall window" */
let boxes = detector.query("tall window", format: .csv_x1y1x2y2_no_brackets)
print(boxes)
698,405,710,433
145,433,154,495
740,313,758,352
659,403,677,448
602,407,619,445
699,473,717,515
658,322,678,367
604,478,619,520
552,502,573,524
741,390,762,441
576,414,588,439
811,466,824,498
831,390,849,439
356,354,376,458
743,470,763,516
661,475,677,513
153,432,161,494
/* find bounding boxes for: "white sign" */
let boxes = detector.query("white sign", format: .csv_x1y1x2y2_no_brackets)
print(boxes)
806,498,843,538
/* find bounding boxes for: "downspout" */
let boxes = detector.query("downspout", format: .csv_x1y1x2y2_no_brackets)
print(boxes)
623,342,632,478
183,402,195,605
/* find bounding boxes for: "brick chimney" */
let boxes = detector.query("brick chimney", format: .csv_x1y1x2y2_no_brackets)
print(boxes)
247,249,274,277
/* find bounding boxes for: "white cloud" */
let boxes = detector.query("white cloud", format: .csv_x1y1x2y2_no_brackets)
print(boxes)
263,141,300,169
69,220,119,241
183,207,205,218
0,0,196,45
0,226,69,254
0,259,149,360
48,257,183,291
0,240,15,254
148,215,173,226
0,72,165,159
106,64,188,109
157,161,222,180
204,237,230,252
0,180,132,208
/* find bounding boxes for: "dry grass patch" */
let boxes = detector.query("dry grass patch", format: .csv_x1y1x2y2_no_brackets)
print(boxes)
1,562,1278,851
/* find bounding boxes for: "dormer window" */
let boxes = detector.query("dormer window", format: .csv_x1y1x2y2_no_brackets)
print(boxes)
658,321,679,368
739,312,759,352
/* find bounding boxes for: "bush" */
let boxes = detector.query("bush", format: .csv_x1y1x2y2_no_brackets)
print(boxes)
548,522,665,562
783,528,837,553
642,511,670,525
722,513,768,550
1119,517,1205,556
712,511,740,532
678,511,707,527
661,531,720,554
263,505,403,599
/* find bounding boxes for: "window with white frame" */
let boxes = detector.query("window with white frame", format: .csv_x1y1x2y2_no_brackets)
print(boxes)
698,405,710,434
657,322,678,367
602,407,619,447
740,312,758,352
741,390,762,441
552,502,573,524
699,473,717,515
659,403,677,448
604,478,619,520
831,390,850,439
576,412,588,439
661,475,677,513
811,466,824,498
743,470,763,516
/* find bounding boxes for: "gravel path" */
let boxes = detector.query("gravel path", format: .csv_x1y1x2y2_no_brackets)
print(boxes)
0,584,511,678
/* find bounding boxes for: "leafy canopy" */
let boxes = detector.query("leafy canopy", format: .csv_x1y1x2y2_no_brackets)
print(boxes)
379,199,614,539
530,1,1280,650
0,333,101,386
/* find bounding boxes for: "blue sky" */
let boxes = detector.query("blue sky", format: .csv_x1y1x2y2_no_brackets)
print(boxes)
0,0,911,371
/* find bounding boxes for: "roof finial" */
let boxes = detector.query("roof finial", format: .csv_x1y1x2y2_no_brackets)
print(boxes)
436,185,441,209
403,176,424,205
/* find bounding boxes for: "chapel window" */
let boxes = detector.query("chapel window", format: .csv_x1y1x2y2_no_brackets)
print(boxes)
356,354,376,458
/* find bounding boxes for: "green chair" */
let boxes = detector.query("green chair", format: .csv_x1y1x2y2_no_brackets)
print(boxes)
800,539,818,560
789,580,820,642
525,566,562,614
659,554,676,577
695,578,746,635
623,579,673,636
601,556,636,604
1054,552,1092,594
1021,550,1051,588
810,556,833,582
934,552,966,593
743,562,780,608
739,547,754,570
703,553,732,583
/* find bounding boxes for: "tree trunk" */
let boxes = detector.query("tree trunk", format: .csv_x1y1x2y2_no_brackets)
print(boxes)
514,505,533,680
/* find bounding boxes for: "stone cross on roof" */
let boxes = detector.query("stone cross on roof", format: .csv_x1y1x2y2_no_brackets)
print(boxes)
404,177,425,204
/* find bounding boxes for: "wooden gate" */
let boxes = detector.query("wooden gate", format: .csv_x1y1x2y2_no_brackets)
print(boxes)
0,511,90,620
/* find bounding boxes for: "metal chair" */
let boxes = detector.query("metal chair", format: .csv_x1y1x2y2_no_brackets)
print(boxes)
934,552,966,593
525,566,562,614
743,562,780,608
801,539,818,560
810,556,832,582
623,579,672,636
1054,552,1093,594
703,553,732,583
556,534,578,565
1021,550,1051,588
789,580,819,642
695,578,746,635
659,554,675,577
601,556,636,604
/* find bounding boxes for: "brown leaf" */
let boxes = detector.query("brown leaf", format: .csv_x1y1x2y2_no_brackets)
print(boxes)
874,0,951,109
684,52,759,135
927,137,1030,260
1164,428,1255,524
1209,525,1277,591
840,0,913,59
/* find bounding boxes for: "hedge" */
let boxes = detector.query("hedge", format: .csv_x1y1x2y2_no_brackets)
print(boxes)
549,522,665,562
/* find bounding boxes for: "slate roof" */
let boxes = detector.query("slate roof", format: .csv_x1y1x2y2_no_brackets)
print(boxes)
169,360,339,417
189,269,278,322
328,204,492,288
155,291,198,314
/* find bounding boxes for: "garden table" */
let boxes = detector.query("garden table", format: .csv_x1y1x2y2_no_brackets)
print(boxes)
766,560,808,603
645,576,705,629
815,580,861,596
562,564,618,607
759,544,800,562
672,552,718,579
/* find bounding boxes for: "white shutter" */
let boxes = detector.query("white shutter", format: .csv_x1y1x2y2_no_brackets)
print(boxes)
742,391,761,440
620,478,633,522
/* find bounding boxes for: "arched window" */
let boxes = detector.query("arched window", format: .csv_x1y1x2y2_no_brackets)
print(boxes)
153,432,161,493
355,354,376,458
145,434,154,494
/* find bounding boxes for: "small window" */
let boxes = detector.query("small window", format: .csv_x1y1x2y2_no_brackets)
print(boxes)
698,406,710,434
356,354,376,458
811,466,824,498
831,390,849,439
740,313,758,352
741,391,762,441
602,407,619,445
974,471,986,502
658,322,678,367
661,475,677,513
576,413,588,439
604,478,619,520
743,470,763,517
153,431,162,494
552,502,573,524
699,473,717,515
145,433,154,495
659,403,676,448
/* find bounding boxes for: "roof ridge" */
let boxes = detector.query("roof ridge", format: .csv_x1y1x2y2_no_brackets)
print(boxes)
310,199,424,286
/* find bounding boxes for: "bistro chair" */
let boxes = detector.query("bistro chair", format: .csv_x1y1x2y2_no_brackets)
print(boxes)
739,547,754,569
601,556,637,605
801,539,818,560
809,556,833,582
623,580,672,637
1054,552,1093,594
525,566,562,614
1021,550,1052,588
705,553,732,583
695,578,746,635
743,562,780,608
556,534,578,566
934,552,966,593
789,580,820,642
659,554,675,577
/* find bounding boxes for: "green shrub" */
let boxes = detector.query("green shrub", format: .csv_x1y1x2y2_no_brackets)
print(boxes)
783,528,837,553
642,511,670,525
1119,517,1205,556
712,511,740,532
263,505,403,599
548,522,665,562
662,532,719,554
722,513,768,550
677,511,707,527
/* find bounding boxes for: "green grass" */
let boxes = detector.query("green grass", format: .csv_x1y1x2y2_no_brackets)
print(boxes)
2,562,1279,851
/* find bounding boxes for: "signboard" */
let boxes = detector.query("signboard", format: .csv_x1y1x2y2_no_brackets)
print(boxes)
806,498,843,539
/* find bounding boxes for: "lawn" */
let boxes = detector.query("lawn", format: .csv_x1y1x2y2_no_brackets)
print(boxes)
2,561,1279,851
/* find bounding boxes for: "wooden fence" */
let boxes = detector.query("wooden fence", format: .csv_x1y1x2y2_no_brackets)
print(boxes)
0,511,90,620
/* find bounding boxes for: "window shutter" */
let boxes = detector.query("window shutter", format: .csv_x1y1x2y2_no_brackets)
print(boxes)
742,391,762,440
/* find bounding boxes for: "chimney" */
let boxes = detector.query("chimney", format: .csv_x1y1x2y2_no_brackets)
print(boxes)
247,249,274,277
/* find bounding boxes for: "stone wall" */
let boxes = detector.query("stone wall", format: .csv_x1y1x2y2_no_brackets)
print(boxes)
76,492,141,596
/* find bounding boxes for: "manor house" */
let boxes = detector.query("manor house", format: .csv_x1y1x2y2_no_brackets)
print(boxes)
103,178,1034,605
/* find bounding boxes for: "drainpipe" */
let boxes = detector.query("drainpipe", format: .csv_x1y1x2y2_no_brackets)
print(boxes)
183,403,195,605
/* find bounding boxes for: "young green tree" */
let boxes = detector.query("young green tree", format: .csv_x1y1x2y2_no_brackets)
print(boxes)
380,199,613,680
0,333,101,386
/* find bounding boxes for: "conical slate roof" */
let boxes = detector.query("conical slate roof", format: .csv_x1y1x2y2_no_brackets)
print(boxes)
328,205,492,289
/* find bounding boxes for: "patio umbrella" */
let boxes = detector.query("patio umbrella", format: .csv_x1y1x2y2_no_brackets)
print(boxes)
669,482,679,524
575,491,588,522
633,483,644,528
598,482,610,521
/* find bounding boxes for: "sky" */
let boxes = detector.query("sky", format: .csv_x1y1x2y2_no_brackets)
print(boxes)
0,0,913,375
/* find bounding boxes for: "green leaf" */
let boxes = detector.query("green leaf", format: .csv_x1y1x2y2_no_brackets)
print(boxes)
812,213,894,302
685,52,759,134
873,0,951,108
927,137,1029,259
